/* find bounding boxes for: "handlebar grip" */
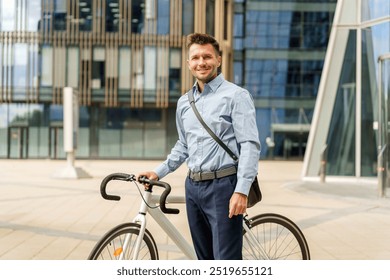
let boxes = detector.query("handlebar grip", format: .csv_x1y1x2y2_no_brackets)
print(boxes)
100,173,134,201
138,177,180,214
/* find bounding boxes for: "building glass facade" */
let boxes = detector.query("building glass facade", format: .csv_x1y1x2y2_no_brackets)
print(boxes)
233,0,336,159
303,0,390,188
0,0,235,160
0,0,337,161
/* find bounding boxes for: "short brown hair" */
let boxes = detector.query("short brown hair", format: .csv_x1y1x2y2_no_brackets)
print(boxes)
186,33,221,56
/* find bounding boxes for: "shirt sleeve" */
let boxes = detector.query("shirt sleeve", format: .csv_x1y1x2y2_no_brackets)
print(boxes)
231,90,261,195
154,99,189,179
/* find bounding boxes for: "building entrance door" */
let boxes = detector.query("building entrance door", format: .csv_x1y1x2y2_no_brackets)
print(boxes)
8,126,28,159
377,53,390,197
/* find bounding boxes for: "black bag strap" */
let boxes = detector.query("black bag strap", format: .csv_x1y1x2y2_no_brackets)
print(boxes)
188,90,239,162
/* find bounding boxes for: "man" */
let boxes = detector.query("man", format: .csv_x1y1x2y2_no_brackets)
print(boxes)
138,33,260,260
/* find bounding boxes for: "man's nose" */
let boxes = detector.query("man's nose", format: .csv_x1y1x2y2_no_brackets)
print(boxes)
198,57,206,65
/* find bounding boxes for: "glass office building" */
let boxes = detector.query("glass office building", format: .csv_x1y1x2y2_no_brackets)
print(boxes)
302,0,390,190
0,0,337,160
233,0,336,159
0,0,234,159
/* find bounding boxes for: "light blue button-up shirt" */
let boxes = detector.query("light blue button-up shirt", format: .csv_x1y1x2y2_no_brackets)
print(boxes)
154,74,260,195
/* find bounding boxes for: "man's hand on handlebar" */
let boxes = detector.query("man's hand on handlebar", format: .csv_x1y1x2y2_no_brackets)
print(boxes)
137,171,159,190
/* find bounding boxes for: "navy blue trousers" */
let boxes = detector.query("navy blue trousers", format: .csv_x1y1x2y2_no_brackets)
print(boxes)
185,174,243,260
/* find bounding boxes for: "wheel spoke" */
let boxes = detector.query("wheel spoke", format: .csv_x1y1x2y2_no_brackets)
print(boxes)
88,223,159,260
243,214,310,260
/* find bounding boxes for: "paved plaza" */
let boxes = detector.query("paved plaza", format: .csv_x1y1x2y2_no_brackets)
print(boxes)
0,159,390,260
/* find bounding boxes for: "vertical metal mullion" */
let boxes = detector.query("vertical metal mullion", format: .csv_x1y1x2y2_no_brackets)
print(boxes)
52,35,57,104
164,37,169,108
114,38,118,106
156,37,160,107
26,42,31,102
9,34,14,102
356,0,362,177
92,0,97,42
105,36,111,107
102,0,105,42
88,37,92,105
0,37,3,103
33,35,39,102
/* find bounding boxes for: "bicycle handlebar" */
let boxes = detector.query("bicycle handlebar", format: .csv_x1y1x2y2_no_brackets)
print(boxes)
99,173,180,214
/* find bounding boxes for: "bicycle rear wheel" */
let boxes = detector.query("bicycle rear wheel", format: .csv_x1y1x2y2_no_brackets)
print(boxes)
242,213,310,260
88,223,158,260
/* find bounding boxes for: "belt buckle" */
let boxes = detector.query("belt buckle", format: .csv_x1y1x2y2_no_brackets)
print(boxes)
192,171,201,181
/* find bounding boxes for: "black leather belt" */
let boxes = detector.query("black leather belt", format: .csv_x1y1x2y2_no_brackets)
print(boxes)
188,166,237,182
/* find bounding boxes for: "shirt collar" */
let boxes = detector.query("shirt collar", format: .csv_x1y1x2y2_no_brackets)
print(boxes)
191,73,225,96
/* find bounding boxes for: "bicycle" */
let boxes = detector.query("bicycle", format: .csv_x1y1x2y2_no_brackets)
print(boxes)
88,173,310,260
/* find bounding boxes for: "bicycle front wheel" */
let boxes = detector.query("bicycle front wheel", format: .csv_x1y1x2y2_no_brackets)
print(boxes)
242,213,310,260
88,223,158,260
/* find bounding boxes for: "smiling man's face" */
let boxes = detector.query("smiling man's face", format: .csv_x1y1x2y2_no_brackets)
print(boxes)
187,43,221,88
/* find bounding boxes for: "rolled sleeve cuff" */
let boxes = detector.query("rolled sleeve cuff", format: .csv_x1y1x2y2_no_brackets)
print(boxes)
153,163,171,180
234,178,253,196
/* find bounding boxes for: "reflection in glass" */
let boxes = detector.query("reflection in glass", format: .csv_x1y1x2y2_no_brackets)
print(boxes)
326,31,357,176
362,0,390,22
245,10,332,50
245,59,323,98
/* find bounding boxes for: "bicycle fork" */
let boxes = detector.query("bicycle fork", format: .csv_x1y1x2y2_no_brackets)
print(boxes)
118,192,151,260
242,216,270,260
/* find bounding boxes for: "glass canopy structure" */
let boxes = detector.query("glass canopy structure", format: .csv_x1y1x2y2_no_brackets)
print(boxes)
302,0,390,195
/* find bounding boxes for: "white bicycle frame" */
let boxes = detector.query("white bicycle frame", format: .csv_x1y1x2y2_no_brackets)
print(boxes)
119,189,264,260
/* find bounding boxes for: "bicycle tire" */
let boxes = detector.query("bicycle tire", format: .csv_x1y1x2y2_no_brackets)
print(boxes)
242,213,310,260
88,223,159,260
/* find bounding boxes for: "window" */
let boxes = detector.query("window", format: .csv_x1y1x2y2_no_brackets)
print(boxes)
106,0,119,32
157,0,169,34
182,0,194,35
28,0,41,31
1,0,16,31
119,47,131,89
169,49,181,94
245,10,333,50
53,0,67,31
13,44,28,95
79,0,93,31
233,13,244,50
206,0,215,36
92,47,105,89
132,0,145,33
67,47,79,88
144,47,156,90
41,46,53,87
